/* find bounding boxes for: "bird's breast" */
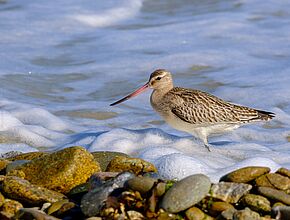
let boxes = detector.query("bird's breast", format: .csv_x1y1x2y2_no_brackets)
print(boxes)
150,90,172,117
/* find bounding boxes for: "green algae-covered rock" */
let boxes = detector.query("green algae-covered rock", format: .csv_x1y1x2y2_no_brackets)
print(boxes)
273,202,286,207
0,199,23,219
256,173,290,191
220,166,270,183
0,159,11,172
255,174,273,188
241,194,271,213
8,146,101,194
6,160,30,173
6,152,49,161
266,173,290,190
92,151,129,171
47,199,69,215
47,199,76,216
0,192,5,207
277,167,290,178
106,156,157,175
3,176,66,205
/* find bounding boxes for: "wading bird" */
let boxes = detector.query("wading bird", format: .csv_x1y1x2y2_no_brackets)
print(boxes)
110,69,275,151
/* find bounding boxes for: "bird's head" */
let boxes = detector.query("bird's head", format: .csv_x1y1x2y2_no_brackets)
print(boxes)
110,69,173,106
148,69,173,90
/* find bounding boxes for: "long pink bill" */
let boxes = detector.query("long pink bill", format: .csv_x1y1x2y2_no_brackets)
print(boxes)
110,82,149,106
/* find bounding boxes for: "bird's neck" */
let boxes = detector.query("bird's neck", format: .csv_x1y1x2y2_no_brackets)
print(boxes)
154,83,173,96
150,85,173,107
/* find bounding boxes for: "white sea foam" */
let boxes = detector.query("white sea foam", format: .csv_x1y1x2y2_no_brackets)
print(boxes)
155,153,215,180
0,100,80,148
54,127,290,181
0,98,289,181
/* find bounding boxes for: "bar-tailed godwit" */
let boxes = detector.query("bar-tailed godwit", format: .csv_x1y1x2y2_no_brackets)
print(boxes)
110,69,275,151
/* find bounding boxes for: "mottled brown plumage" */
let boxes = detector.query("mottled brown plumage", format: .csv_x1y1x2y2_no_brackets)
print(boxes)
111,69,275,151
160,87,273,124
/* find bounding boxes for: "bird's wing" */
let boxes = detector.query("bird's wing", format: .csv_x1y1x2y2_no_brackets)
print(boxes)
167,87,265,125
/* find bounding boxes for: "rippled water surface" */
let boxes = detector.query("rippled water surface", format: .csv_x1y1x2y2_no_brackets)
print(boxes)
0,0,290,180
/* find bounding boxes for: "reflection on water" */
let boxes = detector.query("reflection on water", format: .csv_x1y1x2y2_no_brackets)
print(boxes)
0,0,289,150
0,73,88,104
55,110,118,120
31,56,96,67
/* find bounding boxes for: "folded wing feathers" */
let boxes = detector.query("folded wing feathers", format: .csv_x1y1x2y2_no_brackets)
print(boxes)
168,87,275,125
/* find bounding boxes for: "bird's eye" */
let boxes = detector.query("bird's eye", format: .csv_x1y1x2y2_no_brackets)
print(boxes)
156,77,162,80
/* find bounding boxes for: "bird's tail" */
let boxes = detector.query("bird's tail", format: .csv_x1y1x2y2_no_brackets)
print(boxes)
257,110,275,121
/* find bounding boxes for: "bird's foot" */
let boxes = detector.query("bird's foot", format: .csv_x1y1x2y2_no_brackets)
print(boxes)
204,143,211,152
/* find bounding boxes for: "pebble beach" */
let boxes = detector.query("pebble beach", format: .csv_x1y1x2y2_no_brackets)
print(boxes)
1,147,290,219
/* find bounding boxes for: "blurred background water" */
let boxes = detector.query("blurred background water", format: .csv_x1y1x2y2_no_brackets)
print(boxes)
0,0,289,180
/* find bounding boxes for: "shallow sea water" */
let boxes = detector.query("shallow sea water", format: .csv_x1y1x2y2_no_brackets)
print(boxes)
0,0,290,181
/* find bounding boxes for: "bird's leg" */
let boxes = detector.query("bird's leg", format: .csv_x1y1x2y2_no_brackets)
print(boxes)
204,143,211,152
202,137,211,152
191,130,211,151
